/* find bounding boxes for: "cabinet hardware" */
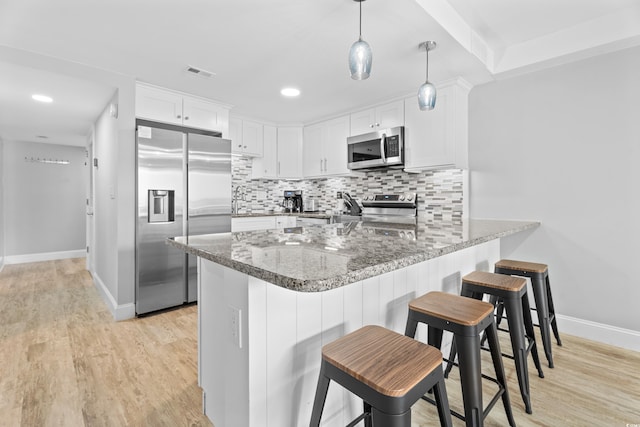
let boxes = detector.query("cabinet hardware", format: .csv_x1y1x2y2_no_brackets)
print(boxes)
177,114,181,119
185,116,189,120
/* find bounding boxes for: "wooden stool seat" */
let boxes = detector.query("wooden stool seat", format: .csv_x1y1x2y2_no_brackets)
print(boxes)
409,291,494,327
310,325,453,427
496,259,547,274
462,271,526,293
406,292,516,427
323,325,443,397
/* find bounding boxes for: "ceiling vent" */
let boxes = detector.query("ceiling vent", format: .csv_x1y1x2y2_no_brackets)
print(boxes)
185,65,216,79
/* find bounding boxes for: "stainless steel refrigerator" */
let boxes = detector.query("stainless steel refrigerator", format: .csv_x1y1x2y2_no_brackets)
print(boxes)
136,119,231,315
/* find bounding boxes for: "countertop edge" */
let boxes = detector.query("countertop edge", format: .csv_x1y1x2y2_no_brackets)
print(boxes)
167,220,540,292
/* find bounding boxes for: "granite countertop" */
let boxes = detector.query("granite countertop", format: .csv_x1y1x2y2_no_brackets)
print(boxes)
168,218,539,292
232,212,333,219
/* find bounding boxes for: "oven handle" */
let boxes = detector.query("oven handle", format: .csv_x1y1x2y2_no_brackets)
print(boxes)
380,133,387,163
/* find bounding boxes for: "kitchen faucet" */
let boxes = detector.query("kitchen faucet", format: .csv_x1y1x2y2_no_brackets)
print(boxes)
233,186,245,214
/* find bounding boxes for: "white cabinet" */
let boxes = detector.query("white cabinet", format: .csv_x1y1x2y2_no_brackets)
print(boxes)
252,126,303,180
303,115,350,178
252,125,278,178
403,79,470,171
275,216,297,229
230,117,264,157
135,83,229,135
350,100,404,136
232,216,277,232
232,215,297,231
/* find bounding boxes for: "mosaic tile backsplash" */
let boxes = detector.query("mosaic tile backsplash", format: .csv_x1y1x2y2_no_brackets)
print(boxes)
232,156,464,221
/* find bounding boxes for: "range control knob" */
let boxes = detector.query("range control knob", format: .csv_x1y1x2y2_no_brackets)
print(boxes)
406,193,414,201
399,194,405,201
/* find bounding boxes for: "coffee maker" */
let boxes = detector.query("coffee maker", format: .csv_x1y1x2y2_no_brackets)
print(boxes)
282,190,303,213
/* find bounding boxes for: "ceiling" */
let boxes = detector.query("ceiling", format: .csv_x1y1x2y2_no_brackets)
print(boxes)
1,0,639,147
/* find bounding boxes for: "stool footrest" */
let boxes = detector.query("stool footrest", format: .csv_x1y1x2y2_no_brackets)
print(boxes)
439,357,507,423
346,412,370,427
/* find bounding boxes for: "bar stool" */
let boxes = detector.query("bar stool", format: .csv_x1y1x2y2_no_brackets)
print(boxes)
449,271,544,414
495,259,562,368
309,325,453,427
405,291,516,427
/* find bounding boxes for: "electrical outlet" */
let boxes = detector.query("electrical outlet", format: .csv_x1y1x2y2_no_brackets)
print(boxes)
229,306,242,348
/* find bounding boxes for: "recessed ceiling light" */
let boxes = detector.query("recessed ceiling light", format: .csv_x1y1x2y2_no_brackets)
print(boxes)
32,94,53,103
280,87,300,97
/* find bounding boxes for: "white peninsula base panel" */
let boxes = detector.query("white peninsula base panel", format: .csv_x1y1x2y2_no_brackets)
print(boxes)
198,239,500,427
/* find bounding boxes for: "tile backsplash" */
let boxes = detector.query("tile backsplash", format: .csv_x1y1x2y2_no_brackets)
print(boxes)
232,156,464,220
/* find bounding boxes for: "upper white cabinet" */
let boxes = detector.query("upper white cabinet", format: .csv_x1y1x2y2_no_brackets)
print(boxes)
403,79,470,171
252,126,303,179
252,125,278,178
229,117,263,157
276,127,303,179
303,115,350,178
350,100,404,136
135,83,229,136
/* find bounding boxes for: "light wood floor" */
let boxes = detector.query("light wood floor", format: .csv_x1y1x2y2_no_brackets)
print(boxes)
1,259,639,426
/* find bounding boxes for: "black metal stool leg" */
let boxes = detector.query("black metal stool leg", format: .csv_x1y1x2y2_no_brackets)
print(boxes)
455,334,483,427
363,402,373,427
432,374,454,427
371,408,411,427
484,319,516,427
530,275,554,368
309,363,330,427
546,275,562,346
503,296,532,414
521,294,544,378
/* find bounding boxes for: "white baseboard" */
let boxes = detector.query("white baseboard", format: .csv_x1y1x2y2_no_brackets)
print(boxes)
557,314,640,352
5,249,86,264
91,271,136,321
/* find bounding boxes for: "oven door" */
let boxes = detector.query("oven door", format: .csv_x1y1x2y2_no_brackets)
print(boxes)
347,127,404,170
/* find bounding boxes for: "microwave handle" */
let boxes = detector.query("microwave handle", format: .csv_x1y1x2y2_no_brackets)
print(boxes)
380,133,387,163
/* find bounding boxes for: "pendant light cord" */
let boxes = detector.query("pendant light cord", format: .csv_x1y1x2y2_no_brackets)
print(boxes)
425,47,429,82
359,1,362,39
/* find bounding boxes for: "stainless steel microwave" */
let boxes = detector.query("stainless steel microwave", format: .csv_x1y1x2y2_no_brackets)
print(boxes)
347,126,404,170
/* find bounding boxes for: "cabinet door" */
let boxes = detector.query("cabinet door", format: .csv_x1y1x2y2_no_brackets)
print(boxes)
241,120,264,156
277,127,302,178
229,117,243,154
252,125,278,179
376,100,404,129
323,116,350,175
232,216,276,231
135,85,183,125
403,87,454,169
350,108,376,136
303,124,324,177
182,96,226,132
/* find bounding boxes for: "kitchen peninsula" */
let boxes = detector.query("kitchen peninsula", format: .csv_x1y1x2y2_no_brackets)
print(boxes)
168,218,538,426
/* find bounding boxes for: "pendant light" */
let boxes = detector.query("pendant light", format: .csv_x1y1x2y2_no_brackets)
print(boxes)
348,0,372,80
417,41,437,111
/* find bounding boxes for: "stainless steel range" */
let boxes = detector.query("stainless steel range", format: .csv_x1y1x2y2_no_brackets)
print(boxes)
361,192,417,220
356,192,418,240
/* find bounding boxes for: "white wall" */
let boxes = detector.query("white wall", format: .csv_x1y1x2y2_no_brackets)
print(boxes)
3,140,86,261
0,138,4,270
92,87,137,320
468,46,640,348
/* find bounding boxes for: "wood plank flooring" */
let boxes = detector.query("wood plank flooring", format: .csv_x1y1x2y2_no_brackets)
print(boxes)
1,258,639,426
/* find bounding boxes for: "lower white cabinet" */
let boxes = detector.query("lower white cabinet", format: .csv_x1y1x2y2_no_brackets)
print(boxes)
276,216,297,228
232,216,277,232
232,215,297,232
403,78,470,171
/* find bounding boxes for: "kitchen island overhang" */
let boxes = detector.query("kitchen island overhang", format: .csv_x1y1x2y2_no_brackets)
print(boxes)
168,218,539,426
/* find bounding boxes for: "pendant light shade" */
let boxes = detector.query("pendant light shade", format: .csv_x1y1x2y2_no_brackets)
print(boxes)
349,0,371,80
417,41,437,111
